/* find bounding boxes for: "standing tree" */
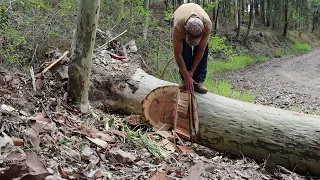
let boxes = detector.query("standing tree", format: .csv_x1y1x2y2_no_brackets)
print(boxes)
242,0,254,41
283,0,289,36
236,0,242,39
68,0,101,113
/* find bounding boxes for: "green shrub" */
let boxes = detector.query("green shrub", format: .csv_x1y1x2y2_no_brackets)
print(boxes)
290,43,312,55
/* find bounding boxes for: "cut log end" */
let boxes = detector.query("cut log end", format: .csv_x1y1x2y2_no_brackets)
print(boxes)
141,85,199,141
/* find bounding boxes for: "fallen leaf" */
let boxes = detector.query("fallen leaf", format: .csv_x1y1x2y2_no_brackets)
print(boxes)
92,131,115,142
86,136,108,148
160,139,176,153
1,104,15,112
87,169,103,178
186,161,203,180
149,171,167,180
109,128,125,137
60,145,81,161
26,121,44,148
58,165,71,180
11,136,24,146
29,113,51,123
0,132,14,149
177,145,195,155
25,150,49,174
106,148,136,164
0,164,29,180
20,173,52,180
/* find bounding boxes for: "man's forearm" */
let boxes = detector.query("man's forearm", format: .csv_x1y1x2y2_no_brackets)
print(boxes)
175,55,189,78
190,48,205,72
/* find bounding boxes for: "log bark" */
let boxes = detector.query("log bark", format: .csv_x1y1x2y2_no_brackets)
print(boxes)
89,58,320,176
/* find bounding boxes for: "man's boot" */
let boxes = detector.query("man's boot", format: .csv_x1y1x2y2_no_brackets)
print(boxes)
194,83,208,94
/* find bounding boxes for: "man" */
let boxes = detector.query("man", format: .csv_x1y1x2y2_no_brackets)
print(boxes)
172,3,212,94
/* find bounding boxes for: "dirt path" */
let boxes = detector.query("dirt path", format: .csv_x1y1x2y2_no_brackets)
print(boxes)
226,48,320,115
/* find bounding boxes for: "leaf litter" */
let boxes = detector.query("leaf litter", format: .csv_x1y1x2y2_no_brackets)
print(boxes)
0,59,309,180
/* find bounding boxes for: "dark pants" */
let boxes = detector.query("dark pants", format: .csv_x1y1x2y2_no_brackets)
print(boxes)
179,40,209,83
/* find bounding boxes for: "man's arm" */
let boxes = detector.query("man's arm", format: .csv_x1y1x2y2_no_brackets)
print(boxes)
190,36,209,73
173,40,189,79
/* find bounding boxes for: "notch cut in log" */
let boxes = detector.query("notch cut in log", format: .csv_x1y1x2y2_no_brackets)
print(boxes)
141,85,199,141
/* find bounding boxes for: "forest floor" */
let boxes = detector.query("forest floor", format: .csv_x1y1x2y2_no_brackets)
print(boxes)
224,47,320,115
0,49,311,179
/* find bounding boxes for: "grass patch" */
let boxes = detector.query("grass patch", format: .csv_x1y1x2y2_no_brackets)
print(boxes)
290,43,312,55
208,56,254,74
273,43,312,57
204,80,254,103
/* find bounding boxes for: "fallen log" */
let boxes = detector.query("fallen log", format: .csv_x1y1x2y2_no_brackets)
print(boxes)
90,56,320,176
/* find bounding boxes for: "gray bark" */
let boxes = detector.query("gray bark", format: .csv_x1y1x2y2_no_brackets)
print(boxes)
68,0,101,113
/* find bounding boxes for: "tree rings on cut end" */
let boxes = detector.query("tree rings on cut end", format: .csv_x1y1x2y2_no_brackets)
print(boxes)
141,85,199,141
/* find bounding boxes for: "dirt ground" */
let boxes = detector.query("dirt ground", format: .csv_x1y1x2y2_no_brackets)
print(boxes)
225,47,320,116
0,49,310,179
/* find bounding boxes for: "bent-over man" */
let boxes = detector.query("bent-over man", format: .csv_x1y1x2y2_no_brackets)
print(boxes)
172,3,212,94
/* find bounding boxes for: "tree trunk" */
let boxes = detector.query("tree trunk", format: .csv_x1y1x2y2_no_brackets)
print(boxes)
68,0,100,113
242,0,254,42
236,0,242,39
260,0,265,25
234,0,239,30
213,0,220,35
90,64,320,177
142,0,149,40
254,0,259,15
283,0,288,36
266,0,270,26
307,0,311,31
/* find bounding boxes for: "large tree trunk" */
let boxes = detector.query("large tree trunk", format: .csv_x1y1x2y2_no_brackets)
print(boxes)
90,57,320,176
68,0,100,113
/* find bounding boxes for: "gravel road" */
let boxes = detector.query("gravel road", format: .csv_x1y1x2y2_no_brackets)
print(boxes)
226,48,320,115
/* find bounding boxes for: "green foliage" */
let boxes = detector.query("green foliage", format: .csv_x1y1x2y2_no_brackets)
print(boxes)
209,36,235,58
290,43,312,55
204,80,254,102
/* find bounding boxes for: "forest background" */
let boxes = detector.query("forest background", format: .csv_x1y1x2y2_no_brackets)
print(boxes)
1,0,320,102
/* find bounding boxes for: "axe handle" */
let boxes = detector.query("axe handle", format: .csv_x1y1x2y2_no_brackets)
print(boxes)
189,93,196,140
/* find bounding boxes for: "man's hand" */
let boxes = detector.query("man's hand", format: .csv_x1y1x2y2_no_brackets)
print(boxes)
184,71,197,93
188,71,194,78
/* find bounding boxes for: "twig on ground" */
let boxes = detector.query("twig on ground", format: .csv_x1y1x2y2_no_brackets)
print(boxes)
30,66,36,91
94,29,128,52
37,51,69,76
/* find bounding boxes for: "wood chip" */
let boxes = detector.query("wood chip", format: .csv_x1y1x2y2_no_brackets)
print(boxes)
86,136,108,148
11,137,24,146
